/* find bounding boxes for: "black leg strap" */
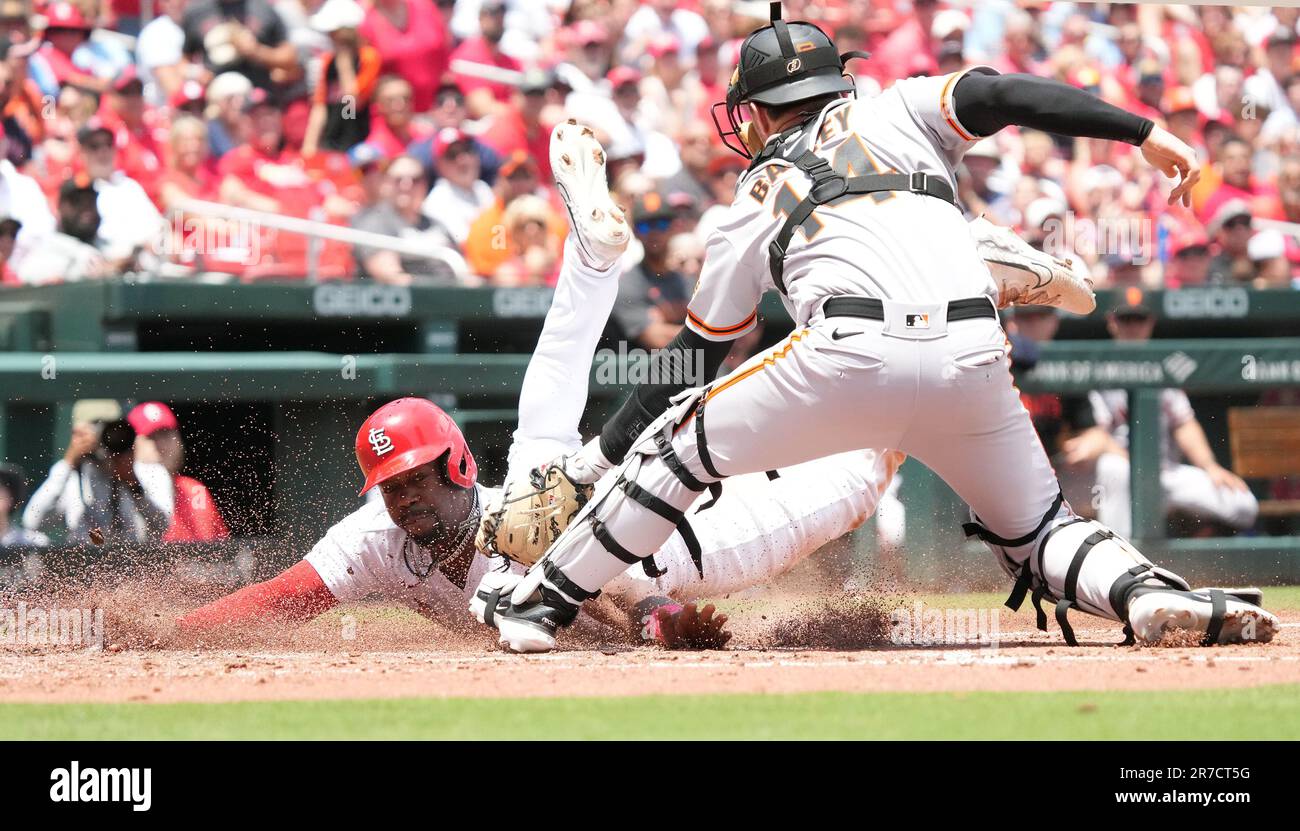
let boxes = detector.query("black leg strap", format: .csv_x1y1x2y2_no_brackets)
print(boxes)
1030,583,1048,632
542,560,600,602
1202,589,1226,646
675,517,705,578
694,399,723,480
765,469,781,480
481,588,501,628
1005,561,1033,612
588,514,642,565
655,433,706,492
696,482,723,513
1055,599,1078,647
964,492,1065,548
618,474,686,525
641,557,666,578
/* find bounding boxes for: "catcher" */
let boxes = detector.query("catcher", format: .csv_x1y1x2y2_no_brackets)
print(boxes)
179,122,1092,647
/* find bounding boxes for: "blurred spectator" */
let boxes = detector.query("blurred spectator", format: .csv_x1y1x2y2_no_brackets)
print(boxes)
623,0,709,62
0,463,48,547
1164,230,1212,289
1085,293,1259,539
659,121,714,207
363,75,431,158
479,67,556,182
0,39,43,165
17,176,108,283
614,190,688,350
77,120,165,270
406,83,501,183
158,115,215,206
181,0,300,91
23,417,174,544
464,149,563,278
420,127,491,245
302,0,381,156
137,0,207,107
29,1,100,94
0,215,19,283
352,153,456,285
128,401,229,542
693,151,745,241
1205,199,1254,284
956,138,1004,218
449,0,519,118
360,0,450,113
203,70,252,160
1243,26,1297,116
1248,229,1292,289
493,193,560,286
0,134,56,270
96,68,165,201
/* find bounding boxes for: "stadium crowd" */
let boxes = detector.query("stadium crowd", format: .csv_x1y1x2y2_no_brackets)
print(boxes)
0,0,1292,292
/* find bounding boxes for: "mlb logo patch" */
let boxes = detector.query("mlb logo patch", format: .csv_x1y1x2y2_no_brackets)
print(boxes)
905,313,931,329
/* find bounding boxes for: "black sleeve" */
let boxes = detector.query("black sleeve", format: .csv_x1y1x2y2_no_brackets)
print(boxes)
598,327,733,465
953,72,1154,146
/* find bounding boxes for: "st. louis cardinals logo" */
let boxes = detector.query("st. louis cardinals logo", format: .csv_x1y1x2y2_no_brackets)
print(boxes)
368,428,395,456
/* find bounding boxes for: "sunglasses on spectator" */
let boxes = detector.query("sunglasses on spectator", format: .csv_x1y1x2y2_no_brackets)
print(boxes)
83,139,114,152
635,218,672,233
1114,312,1153,323
388,173,424,187
1223,216,1251,230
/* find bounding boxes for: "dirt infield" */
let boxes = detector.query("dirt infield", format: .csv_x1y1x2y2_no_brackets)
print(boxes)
1,593,1296,704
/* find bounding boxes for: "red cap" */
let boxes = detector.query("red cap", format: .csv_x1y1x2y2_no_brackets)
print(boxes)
43,1,91,30
432,127,473,160
127,402,179,436
112,65,143,93
606,65,642,89
169,78,207,109
568,19,607,46
355,398,477,495
647,33,680,58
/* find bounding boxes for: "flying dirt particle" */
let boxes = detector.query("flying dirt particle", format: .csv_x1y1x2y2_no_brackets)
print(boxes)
1135,666,1148,673
88,528,105,546
1077,703,1097,714
753,589,905,650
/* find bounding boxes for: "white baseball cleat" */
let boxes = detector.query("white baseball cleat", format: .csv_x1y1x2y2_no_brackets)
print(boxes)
969,216,1097,315
1127,589,1278,645
551,119,629,271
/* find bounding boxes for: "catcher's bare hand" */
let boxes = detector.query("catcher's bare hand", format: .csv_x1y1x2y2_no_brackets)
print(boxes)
653,602,732,650
1140,125,1200,207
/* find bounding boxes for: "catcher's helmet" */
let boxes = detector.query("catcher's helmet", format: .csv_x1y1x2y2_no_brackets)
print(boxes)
713,2,870,157
355,398,477,495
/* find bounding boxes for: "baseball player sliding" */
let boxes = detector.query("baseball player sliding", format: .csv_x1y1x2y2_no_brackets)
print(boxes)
178,115,1081,646
178,122,909,647
476,4,1278,653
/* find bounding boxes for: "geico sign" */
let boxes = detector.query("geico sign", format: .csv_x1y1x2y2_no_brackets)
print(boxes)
493,287,555,318
1162,287,1249,319
313,284,413,317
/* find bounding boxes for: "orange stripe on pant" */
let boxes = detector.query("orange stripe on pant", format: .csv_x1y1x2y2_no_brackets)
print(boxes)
671,329,810,436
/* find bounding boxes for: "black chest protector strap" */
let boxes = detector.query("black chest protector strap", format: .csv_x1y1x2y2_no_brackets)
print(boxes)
767,150,957,295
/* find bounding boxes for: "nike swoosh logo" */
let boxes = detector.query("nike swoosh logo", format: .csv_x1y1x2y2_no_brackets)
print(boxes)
831,329,861,341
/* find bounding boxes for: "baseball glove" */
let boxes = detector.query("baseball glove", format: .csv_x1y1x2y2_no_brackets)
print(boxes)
475,459,594,566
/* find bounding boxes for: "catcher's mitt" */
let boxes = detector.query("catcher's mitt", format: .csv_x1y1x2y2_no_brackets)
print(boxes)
475,460,594,566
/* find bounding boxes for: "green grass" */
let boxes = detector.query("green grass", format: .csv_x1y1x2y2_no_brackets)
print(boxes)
5,685,1300,740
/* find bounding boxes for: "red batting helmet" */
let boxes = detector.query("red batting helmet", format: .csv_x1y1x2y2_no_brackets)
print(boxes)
355,398,477,495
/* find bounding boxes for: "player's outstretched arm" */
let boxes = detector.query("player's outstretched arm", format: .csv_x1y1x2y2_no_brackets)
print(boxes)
176,560,339,633
952,72,1198,205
